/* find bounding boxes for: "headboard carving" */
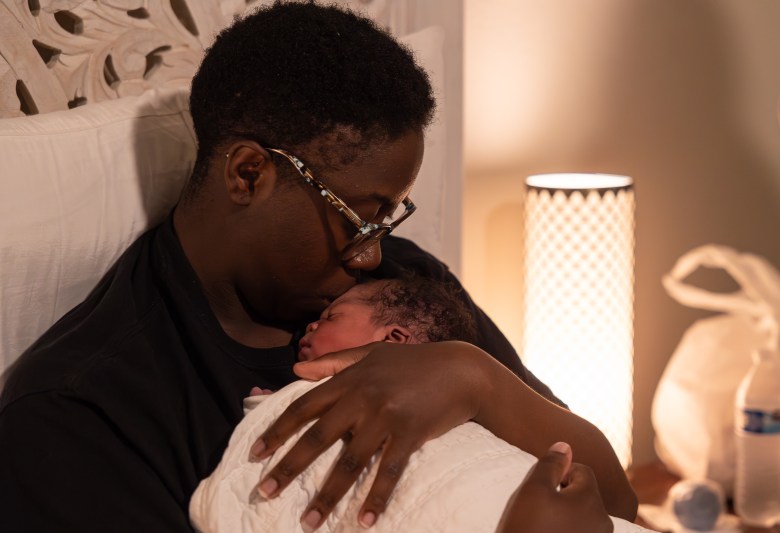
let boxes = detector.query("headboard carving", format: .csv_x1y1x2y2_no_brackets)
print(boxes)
0,0,413,118
0,0,246,117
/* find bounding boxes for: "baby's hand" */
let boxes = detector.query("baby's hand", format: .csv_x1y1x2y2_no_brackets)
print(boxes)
249,386,274,396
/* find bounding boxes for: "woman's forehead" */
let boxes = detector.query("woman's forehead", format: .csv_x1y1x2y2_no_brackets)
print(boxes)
308,130,424,203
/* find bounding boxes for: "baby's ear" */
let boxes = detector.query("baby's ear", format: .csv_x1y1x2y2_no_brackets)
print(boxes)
383,325,415,344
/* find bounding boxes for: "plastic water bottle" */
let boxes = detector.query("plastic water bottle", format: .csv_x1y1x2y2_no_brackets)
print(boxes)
734,347,780,527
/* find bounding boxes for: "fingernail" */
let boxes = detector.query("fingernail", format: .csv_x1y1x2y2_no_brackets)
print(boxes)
257,477,278,499
301,509,322,532
550,441,571,455
360,511,376,528
250,386,263,396
250,439,266,458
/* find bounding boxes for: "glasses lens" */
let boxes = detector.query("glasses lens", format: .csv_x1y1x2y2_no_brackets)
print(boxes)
384,202,410,225
341,200,416,261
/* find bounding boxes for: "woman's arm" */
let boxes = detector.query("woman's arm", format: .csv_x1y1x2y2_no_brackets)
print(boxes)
252,341,636,529
474,346,637,521
379,236,566,407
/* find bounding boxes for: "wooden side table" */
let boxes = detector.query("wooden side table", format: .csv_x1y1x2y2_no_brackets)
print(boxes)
627,461,780,533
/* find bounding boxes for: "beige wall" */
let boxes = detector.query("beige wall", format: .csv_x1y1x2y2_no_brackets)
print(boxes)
463,0,780,465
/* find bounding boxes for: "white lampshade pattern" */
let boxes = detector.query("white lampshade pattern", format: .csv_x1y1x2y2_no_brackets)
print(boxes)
523,173,635,467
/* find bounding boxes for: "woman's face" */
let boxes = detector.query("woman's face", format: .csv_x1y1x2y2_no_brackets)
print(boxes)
235,129,424,323
297,282,387,361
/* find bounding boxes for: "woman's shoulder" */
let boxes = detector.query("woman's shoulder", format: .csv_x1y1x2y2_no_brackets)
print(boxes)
379,236,452,281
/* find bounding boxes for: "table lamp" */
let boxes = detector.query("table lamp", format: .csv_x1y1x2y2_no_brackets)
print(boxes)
523,173,635,467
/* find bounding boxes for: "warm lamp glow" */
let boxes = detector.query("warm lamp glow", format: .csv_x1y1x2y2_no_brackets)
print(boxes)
523,173,635,467
526,173,632,190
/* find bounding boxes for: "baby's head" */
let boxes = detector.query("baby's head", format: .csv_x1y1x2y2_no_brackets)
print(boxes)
297,276,477,361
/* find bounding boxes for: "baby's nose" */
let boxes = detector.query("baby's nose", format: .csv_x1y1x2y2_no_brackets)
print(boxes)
305,321,318,333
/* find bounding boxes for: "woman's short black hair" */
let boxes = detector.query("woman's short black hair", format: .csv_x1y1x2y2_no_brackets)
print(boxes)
366,274,478,345
187,0,435,196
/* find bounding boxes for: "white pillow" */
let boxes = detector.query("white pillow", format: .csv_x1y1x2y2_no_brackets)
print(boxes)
0,88,196,371
0,27,447,374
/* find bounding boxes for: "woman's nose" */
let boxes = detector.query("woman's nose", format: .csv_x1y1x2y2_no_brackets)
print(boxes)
343,240,382,271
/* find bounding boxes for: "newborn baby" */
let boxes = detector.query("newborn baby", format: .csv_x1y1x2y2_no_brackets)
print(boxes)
190,278,652,533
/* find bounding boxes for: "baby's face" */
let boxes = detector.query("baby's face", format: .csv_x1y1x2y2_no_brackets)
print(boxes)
297,282,387,361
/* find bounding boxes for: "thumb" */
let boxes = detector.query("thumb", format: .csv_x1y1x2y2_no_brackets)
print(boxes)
528,442,573,489
293,345,372,380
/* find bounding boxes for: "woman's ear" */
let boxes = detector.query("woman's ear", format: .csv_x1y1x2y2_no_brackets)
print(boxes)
223,141,279,205
383,325,415,344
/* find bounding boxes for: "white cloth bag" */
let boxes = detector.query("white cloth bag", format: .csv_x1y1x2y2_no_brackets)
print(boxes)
651,245,780,495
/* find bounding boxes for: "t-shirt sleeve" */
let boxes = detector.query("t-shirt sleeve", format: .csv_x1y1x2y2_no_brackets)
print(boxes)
0,392,194,533
378,236,566,408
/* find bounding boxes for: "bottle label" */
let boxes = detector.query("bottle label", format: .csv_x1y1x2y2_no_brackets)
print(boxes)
738,408,780,434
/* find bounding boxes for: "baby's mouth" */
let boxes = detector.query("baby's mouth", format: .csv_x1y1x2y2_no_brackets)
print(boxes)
297,337,314,360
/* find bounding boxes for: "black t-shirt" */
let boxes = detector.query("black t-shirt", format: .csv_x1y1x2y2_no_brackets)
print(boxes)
0,217,560,532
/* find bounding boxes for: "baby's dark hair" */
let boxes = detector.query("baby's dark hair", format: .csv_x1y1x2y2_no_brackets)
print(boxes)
364,275,478,345
186,0,435,198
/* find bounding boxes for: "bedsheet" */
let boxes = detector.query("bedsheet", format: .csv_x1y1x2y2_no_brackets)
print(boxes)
190,379,655,532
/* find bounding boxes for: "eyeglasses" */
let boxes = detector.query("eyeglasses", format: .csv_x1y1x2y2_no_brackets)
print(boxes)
265,147,416,261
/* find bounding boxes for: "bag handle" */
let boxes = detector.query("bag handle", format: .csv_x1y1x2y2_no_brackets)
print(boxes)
662,245,780,321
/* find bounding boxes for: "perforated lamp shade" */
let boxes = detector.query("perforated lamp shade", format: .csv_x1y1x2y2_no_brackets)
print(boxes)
523,174,635,468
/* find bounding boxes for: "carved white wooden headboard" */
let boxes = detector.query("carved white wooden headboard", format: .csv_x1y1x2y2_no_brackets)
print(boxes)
0,0,236,117
0,0,463,273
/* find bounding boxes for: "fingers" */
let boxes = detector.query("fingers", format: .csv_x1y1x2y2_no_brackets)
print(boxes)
498,443,611,533
298,435,413,531
256,404,413,530
559,463,600,496
299,427,394,531
253,351,373,459
250,342,486,530
255,404,353,499
528,441,573,490
559,463,613,533
257,416,411,531
250,382,337,459
293,345,372,380
549,441,573,483
357,441,411,528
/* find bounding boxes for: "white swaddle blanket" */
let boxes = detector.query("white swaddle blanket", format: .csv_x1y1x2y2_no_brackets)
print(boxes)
190,379,654,533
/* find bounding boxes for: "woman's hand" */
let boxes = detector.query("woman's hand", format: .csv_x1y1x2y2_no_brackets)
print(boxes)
497,442,614,533
250,341,491,531
250,340,637,528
